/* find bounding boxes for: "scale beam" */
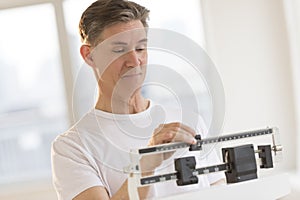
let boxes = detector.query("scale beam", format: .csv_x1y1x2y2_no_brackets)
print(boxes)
138,127,274,154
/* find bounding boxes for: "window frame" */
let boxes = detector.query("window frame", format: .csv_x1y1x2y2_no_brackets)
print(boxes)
0,0,74,125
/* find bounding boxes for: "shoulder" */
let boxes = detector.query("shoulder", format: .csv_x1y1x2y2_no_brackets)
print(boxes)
51,111,95,156
51,129,84,162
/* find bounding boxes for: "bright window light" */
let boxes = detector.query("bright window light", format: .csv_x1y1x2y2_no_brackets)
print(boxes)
0,3,69,184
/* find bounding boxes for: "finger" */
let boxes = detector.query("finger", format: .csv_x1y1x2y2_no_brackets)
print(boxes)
173,129,197,144
151,123,179,142
178,123,196,137
163,122,196,137
150,129,176,145
151,123,196,145
152,124,168,136
152,128,195,145
162,122,180,129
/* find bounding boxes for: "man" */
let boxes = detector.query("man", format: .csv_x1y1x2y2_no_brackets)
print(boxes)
51,0,224,199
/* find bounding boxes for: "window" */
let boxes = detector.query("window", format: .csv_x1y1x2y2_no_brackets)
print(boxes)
134,0,205,46
0,3,68,184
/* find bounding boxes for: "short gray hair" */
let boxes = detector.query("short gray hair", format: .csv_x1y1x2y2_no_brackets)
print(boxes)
79,0,150,47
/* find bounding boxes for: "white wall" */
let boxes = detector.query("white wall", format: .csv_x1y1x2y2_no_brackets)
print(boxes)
283,0,300,172
201,0,297,169
201,0,299,199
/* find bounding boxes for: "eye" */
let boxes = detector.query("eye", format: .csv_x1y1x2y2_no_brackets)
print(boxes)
112,46,126,53
136,44,147,52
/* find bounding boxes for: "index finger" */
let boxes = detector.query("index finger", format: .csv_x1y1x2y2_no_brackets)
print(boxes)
164,122,196,136
179,123,196,136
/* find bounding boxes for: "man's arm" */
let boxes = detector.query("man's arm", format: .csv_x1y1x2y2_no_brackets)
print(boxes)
73,155,155,200
73,186,109,200
210,178,226,186
73,174,153,200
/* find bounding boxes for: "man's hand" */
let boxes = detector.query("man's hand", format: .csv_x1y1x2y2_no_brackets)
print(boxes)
140,122,197,173
149,122,197,145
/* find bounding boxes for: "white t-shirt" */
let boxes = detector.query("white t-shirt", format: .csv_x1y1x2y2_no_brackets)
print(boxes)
51,101,224,200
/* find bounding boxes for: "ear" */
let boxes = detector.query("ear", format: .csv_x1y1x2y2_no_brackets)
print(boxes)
80,45,96,68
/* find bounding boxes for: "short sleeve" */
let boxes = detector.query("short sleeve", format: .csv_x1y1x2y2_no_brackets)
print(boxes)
51,134,104,200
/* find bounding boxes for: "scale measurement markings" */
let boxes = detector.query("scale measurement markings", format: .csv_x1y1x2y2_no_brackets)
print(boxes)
140,163,229,185
138,128,273,154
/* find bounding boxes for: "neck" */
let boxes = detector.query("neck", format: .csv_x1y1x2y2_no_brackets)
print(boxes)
95,89,149,114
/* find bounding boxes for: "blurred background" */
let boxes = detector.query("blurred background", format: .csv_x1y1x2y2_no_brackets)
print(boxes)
0,0,299,199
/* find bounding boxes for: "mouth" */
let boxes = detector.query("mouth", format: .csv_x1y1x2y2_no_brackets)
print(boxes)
121,73,142,78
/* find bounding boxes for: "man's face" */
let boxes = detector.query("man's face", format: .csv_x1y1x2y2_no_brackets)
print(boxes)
91,20,148,98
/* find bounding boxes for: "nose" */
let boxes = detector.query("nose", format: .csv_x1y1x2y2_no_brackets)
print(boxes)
125,50,141,68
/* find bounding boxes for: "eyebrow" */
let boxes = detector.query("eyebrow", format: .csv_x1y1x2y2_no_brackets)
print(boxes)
111,38,148,45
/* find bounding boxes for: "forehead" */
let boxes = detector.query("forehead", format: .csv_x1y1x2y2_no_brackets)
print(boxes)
100,20,147,43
